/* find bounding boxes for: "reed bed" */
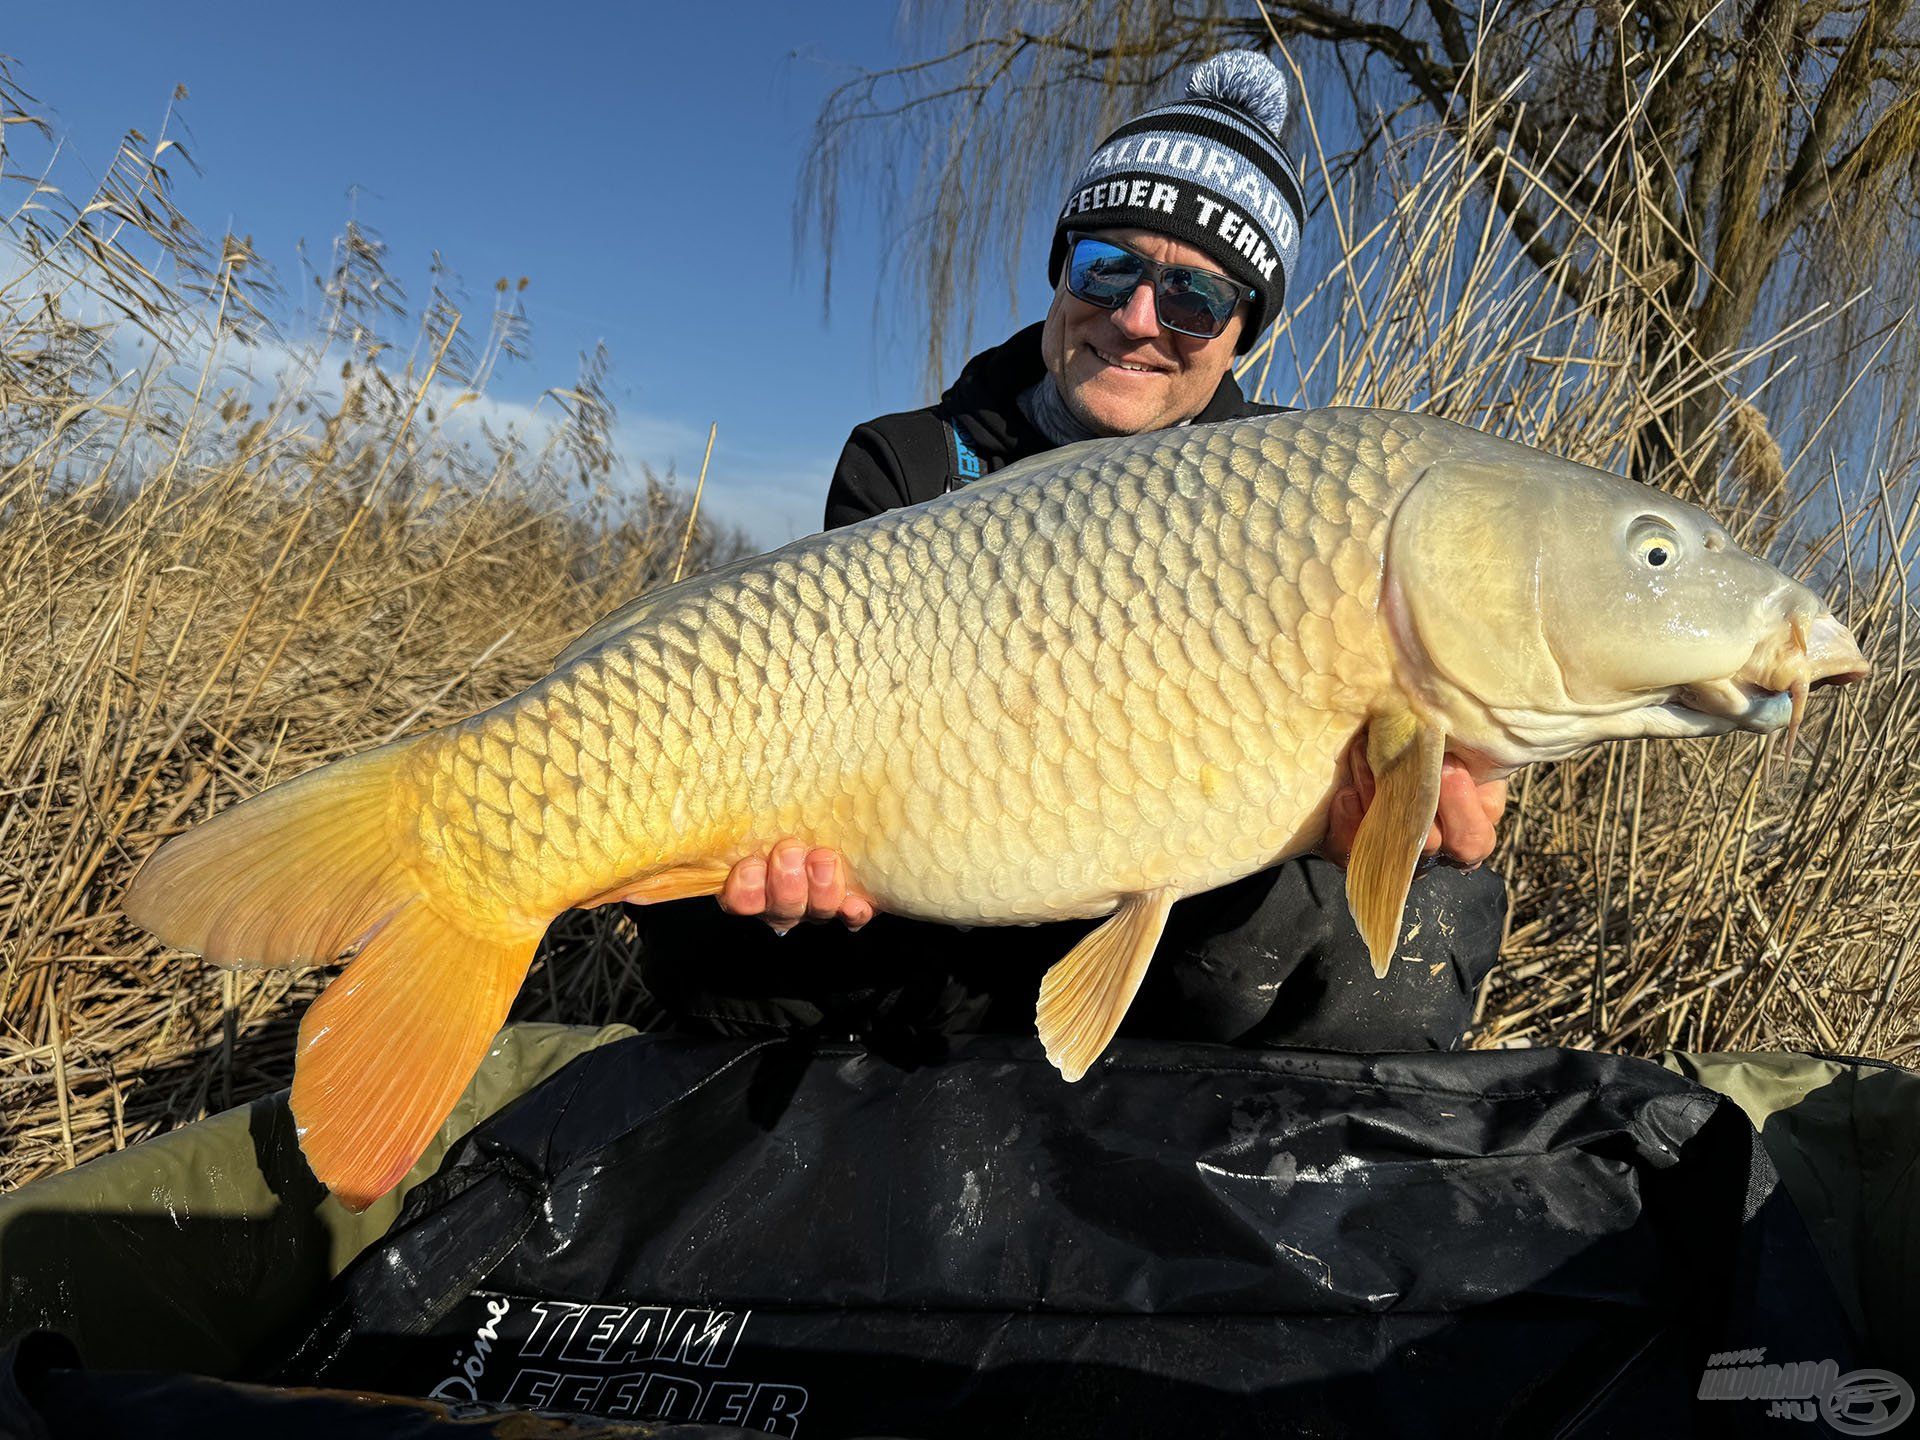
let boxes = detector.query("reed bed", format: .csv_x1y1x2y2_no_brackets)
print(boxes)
2,54,1915,1194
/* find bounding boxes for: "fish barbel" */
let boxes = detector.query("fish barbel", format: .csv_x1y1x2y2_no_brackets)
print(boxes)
122,408,1869,1207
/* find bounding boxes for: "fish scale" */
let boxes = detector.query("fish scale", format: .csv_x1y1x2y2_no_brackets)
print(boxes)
396,410,1435,932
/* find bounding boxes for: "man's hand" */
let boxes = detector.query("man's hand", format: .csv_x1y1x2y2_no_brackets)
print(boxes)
1321,744,1508,869
718,838,875,934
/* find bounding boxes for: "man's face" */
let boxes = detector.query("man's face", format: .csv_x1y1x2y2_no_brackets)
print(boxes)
1040,227,1248,437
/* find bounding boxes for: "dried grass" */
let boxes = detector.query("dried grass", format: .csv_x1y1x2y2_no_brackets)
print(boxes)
0,66,735,1188
2,40,1916,1195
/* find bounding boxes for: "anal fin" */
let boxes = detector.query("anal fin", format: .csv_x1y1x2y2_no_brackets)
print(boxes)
291,901,538,1211
1036,888,1177,1082
578,860,735,907
1346,711,1446,979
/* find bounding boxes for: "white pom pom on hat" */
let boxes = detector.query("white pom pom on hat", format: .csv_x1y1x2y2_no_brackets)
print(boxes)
1049,46,1305,345
1184,50,1291,138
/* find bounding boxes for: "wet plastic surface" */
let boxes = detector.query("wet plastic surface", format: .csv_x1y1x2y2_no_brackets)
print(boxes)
255,1033,1859,1437
0,1023,639,1378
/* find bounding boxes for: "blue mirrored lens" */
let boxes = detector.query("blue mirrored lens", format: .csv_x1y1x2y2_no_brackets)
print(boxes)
1157,269,1239,332
1065,234,1241,338
1068,238,1146,305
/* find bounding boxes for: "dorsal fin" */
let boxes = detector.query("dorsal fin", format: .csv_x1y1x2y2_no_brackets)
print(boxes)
551,550,768,667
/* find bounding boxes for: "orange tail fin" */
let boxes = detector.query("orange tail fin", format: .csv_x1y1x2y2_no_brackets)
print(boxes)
122,742,426,969
121,739,539,1210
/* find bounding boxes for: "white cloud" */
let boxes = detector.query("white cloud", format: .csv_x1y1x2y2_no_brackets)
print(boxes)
2,231,829,552
90,315,829,552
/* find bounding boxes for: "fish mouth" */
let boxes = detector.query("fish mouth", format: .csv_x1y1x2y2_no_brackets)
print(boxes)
1665,680,1800,735
1665,614,1870,737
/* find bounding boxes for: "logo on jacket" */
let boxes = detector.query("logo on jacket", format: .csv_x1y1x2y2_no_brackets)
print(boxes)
948,419,984,487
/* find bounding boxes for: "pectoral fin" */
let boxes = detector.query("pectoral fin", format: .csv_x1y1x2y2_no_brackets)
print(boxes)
1346,712,1446,979
1036,888,1177,1082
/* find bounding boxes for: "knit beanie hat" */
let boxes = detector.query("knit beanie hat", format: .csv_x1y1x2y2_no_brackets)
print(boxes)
1048,51,1305,351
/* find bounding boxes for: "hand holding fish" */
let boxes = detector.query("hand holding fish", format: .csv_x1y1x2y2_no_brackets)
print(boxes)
718,840,874,933
1322,750,1508,869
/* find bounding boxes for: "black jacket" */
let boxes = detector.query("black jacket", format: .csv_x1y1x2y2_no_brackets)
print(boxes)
823,321,1286,529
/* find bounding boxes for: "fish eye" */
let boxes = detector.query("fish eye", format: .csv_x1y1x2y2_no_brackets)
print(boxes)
1630,524,1681,569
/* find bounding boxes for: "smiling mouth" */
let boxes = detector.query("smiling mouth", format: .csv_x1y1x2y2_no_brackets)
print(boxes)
1088,345,1167,376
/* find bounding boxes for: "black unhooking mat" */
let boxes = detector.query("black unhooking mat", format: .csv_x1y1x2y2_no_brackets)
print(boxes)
201,1033,1857,1439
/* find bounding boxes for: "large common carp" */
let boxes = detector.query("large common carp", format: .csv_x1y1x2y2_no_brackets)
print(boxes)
123,408,1868,1208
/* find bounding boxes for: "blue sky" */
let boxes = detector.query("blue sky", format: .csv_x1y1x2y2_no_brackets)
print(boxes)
5,2,1064,544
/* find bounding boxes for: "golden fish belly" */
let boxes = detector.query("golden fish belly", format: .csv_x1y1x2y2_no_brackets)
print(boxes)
405,412,1451,927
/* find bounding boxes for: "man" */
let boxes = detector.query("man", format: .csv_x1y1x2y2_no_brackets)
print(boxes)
638,52,1508,1052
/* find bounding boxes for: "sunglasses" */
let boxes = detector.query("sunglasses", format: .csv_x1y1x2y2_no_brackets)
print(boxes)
1063,232,1251,340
